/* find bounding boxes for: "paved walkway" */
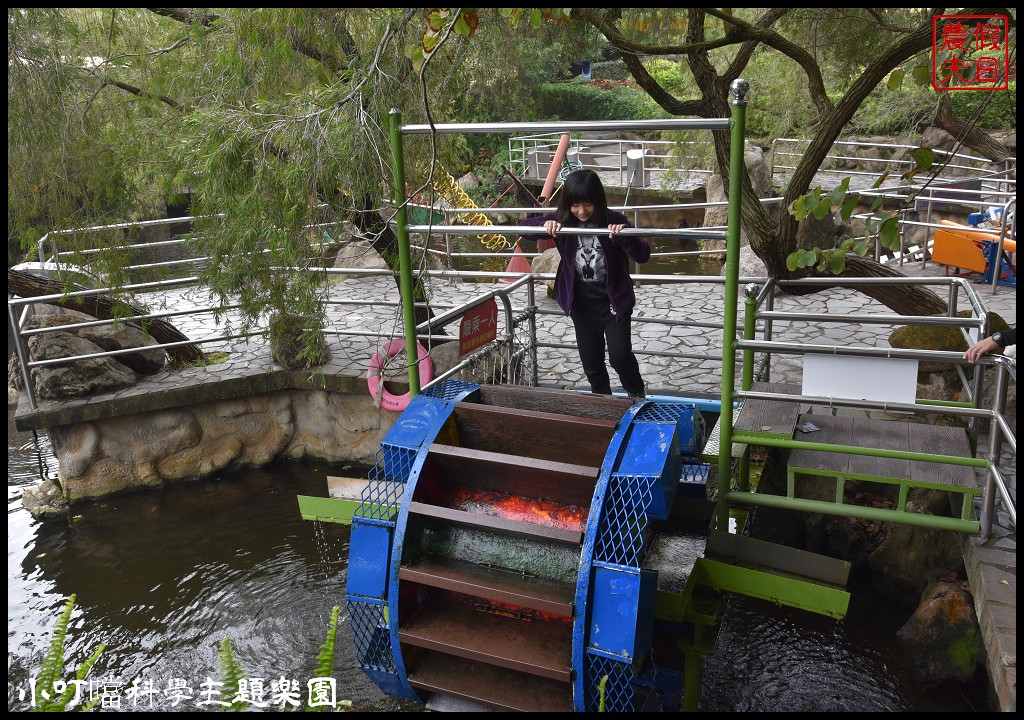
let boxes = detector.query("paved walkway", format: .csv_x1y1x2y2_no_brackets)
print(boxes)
12,260,1016,711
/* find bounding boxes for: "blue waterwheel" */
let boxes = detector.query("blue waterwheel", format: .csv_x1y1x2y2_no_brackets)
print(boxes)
344,380,705,712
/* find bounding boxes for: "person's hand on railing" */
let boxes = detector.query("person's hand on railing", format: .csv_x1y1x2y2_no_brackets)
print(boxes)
964,327,1015,363
965,336,1002,363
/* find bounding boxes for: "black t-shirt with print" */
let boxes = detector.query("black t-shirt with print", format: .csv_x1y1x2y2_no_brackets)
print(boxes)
572,224,611,312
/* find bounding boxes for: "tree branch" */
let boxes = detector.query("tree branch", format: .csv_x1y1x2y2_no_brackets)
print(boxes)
287,10,360,76
580,11,703,116
933,92,1012,161
838,255,948,315
102,77,183,110
704,8,832,116
577,8,752,56
148,8,220,27
8,269,206,363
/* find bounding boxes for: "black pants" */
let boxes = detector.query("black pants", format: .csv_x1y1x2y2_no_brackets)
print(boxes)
569,301,645,396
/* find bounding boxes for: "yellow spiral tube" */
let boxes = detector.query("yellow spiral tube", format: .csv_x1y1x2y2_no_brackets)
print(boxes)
433,171,510,251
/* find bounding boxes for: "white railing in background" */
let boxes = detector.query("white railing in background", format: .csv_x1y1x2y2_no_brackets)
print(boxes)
11,140,1016,536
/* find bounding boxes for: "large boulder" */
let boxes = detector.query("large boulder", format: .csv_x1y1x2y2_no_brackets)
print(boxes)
20,480,69,518
889,311,1011,367
268,313,330,370
26,329,138,399
9,312,165,398
702,141,774,237
67,317,165,375
530,247,560,295
896,580,985,690
332,235,443,275
889,312,1015,414
333,237,390,272
720,244,768,281
868,504,966,606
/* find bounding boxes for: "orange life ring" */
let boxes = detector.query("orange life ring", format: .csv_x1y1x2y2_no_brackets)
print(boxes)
366,339,433,412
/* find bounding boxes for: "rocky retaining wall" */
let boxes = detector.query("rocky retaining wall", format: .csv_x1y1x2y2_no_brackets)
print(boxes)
20,388,399,516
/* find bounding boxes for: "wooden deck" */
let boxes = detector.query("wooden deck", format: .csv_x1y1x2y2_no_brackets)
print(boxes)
789,413,976,491
733,382,802,439
725,383,980,528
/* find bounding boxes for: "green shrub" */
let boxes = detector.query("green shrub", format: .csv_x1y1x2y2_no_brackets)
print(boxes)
31,595,106,712
847,83,936,136
951,80,1016,128
538,80,669,121
642,58,689,97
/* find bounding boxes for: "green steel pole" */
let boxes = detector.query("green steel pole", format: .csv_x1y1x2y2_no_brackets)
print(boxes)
387,109,421,397
732,433,989,467
684,652,702,712
716,79,749,532
723,491,980,533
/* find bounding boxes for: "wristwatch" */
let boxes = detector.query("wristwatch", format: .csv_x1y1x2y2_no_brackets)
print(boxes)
992,331,1006,347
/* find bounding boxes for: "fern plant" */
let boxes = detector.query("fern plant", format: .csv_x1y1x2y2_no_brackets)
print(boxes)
217,637,250,711
309,605,350,711
31,594,106,712
216,606,349,712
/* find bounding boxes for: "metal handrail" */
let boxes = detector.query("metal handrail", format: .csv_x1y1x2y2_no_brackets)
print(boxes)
744,274,1014,539
10,250,1014,539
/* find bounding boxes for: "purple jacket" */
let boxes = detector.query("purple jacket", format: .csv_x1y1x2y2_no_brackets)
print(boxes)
520,210,651,316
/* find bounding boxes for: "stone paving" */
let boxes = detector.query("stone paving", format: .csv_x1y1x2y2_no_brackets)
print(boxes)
12,259,1016,711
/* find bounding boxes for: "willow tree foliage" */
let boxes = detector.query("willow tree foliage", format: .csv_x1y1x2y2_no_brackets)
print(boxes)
8,7,1015,339
7,8,580,358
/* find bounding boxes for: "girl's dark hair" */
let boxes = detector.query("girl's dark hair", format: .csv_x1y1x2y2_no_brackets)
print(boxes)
554,169,609,226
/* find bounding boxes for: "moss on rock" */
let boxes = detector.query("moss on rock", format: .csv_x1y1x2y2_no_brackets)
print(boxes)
889,311,1010,353
889,311,1010,374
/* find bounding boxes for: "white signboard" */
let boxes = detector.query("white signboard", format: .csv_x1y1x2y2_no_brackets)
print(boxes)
802,354,919,405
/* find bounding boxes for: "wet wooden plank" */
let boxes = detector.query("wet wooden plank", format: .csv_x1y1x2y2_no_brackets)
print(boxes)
406,650,574,713
848,417,911,480
475,384,633,421
326,475,366,500
425,443,599,508
408,501,584,545
400,556,575,616
908,424,974,488
734,382,802,438
399,594,572,681
705,529,850,588
454,402,616,466
789,414,854,474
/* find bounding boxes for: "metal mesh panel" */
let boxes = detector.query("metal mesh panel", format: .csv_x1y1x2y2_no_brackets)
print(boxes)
585,655,635,712
593,473,655,566
424,319,536,390
347,600,396,674
636,402,693,423
681,462,709,484
357,445,414,521
471,334,531,387
419,378,476,400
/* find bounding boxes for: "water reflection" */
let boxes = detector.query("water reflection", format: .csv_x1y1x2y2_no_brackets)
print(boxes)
8,428,421,713
7,427,990,712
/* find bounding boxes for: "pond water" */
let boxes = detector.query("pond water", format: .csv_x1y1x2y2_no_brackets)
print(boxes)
7,425,993,712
